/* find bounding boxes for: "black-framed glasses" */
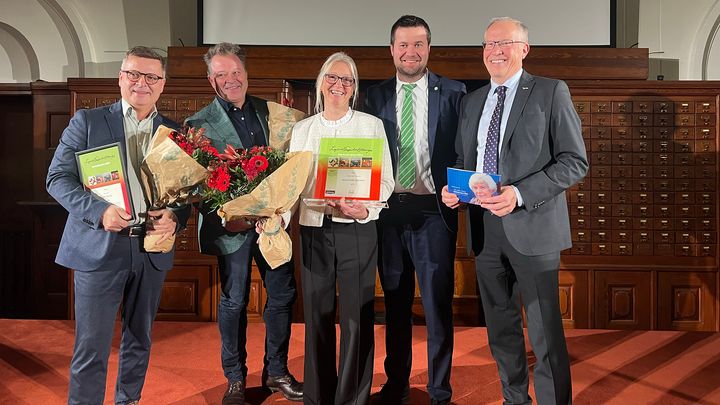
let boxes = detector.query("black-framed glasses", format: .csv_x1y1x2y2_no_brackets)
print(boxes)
122,70,164,85
482,40,525,50
324,74,355,87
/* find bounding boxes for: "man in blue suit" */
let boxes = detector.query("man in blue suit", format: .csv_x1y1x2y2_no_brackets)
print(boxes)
364,15,466,405
185,43,302,405
47,46,188,405
443,17,588,405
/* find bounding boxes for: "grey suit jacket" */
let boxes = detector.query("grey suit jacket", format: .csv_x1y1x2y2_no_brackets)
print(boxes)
184,96,270,256
46,101,186,271
457,71,588,256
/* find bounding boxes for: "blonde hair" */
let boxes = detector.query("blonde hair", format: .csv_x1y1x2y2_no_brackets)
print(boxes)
314,52,359,114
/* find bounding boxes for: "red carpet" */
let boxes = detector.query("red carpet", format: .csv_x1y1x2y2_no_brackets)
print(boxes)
1,320,719,404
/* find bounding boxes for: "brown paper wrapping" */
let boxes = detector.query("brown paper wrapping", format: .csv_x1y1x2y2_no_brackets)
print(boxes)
266,102,306,151
217,151,313,268
141,125,210,253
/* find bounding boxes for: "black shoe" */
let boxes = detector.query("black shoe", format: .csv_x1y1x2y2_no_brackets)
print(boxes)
265,373,303,402
431,399,450,405
377,384,410,404
222,380,245,405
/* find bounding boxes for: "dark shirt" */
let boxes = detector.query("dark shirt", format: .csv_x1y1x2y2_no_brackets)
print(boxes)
216,96,266,147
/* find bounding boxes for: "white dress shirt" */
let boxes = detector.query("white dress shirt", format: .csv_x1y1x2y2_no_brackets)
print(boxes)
395,72,434,194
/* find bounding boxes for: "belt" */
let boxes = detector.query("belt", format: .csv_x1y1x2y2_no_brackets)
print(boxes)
388,193,438,212
118,225,145,237
392,192,436,203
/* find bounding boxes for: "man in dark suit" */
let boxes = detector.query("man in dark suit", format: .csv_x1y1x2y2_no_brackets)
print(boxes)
442,17,588,405
184,43,302,405
364,15,466,405
46,46,189,405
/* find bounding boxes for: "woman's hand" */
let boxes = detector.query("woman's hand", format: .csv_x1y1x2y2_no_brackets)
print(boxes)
328,197,369,220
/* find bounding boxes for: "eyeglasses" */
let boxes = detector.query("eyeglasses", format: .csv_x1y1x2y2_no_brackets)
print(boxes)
482,40,526,50
324,74,355,87
122,70,164,85
211,71,244,81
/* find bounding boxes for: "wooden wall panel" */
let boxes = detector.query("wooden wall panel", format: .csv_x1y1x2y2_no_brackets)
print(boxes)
158,264,215,321
658,272,717,331
0,86,34,318
594,271,652,330
168,46,649,81
559,270,590,329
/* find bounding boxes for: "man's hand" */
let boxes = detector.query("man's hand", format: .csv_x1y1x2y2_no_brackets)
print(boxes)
255,217,284,234
101,205,132,232
480,185,518,217
146,209,179,244
441,185,461,209
224,217,255,233
328,197,369,220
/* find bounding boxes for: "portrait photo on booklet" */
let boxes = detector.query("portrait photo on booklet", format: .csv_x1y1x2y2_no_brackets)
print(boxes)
447,167,501,205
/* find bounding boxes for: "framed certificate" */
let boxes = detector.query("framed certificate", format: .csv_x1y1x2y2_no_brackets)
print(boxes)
312,137,385,203
447,167,501,205
75,142,134,220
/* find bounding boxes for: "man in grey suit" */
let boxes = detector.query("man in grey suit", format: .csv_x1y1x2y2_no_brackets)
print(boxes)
47,46,189,405
184,43,302,405
442,17,588,405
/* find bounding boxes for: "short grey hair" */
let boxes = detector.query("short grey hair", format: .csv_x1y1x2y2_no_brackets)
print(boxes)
203,42,247,76
314,52,359,114
469,172,497,192
487,17,529,43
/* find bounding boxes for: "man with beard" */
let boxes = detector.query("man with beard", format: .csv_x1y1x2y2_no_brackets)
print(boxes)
185,42,303,405
364,15,466,405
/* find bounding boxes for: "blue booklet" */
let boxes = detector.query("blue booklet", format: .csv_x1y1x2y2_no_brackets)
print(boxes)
446,168,501,205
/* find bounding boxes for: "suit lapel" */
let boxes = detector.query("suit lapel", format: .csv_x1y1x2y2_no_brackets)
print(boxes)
501,72,534,159
427,71,440,157
106,101,125,144
250,96,270,143
380,79,399,170
207,99,242,148
467,86,490,171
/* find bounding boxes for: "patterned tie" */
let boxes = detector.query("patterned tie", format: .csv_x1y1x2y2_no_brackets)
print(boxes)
398,83,417,188
482,85,507,174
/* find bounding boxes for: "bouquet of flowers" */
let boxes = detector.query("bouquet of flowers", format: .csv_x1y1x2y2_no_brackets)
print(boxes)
202,145,288,211
213,147,313,268
140,125,212,252
165,101,310,268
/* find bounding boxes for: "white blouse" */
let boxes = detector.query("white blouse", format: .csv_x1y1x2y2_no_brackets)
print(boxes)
288,109,395,227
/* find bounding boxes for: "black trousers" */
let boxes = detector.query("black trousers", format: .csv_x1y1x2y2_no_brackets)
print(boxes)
300,220,377,405
377,194,456,402
475,212,571,405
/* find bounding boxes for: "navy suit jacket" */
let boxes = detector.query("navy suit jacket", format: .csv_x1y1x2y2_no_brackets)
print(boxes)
364,71,466,232
456,71,588,256
47,101,187,271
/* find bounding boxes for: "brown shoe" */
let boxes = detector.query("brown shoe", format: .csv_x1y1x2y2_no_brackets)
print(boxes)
265,373,303,402
222,380,245,405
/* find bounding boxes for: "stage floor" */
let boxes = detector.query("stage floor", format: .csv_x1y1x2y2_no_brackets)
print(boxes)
1,320,719,404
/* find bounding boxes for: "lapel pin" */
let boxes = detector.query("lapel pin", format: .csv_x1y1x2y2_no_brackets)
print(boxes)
522,86,529,90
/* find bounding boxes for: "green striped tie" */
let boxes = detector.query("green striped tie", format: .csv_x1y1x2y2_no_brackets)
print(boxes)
398,83,417,188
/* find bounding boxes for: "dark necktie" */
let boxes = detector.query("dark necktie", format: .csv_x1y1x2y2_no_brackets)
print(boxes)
482,85,507,174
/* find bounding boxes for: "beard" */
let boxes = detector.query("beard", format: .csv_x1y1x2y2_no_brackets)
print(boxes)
396,63,426,81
